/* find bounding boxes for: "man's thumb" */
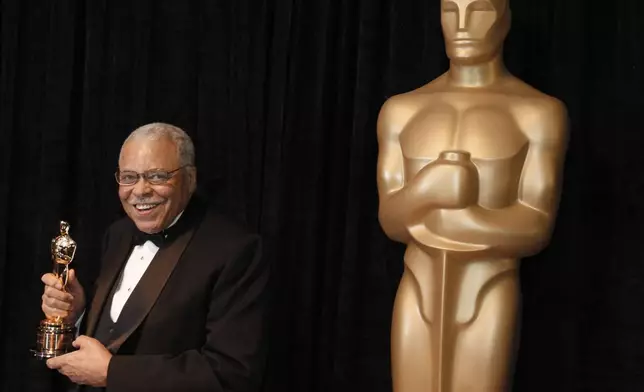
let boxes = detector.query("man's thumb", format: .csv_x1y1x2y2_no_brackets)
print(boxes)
67,269,82,291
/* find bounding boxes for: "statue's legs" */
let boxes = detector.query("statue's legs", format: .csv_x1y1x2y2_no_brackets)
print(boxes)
391,266,434,392
451,270,518,391
391,243,519,392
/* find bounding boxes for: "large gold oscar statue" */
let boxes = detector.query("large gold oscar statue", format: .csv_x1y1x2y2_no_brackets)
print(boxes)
376,0,568,391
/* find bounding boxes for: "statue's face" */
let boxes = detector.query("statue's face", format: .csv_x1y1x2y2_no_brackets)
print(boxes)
441,0,510,64
53,237,76,264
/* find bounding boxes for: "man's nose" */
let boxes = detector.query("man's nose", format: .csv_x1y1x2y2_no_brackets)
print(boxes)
132,176,152,196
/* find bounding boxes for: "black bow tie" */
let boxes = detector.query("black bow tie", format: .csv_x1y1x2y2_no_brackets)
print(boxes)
133,231,168,247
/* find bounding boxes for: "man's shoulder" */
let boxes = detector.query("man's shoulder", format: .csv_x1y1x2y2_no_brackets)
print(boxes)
187,206,262,272
198,206,260,245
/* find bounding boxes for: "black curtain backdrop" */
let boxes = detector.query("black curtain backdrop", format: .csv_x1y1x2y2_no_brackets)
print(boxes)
0,0,639,391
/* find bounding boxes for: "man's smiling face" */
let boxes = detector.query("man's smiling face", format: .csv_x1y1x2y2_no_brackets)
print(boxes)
117,136,195,234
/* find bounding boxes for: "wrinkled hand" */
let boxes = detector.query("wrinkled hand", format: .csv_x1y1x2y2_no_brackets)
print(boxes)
46,336,112,387
41,269,85,324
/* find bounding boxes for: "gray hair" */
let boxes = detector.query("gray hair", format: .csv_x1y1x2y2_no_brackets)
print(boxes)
121,122,195,167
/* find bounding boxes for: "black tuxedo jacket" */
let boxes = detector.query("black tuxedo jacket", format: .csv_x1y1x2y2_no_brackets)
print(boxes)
80,195,269,392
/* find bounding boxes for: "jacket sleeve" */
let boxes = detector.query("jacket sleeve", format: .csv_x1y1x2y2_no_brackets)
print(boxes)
105,236,270,392
78,225,112,335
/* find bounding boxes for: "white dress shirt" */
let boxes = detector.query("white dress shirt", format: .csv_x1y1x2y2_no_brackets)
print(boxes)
75,212,183,328
110,240,159,322
110,211,183,322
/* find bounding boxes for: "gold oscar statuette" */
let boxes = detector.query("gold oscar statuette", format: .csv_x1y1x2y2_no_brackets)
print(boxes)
31,221,78,359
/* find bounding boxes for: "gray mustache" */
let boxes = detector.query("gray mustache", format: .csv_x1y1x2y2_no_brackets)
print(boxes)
129,199,163,204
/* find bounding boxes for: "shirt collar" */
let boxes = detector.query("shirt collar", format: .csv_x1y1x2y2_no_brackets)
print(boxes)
166,211,183,229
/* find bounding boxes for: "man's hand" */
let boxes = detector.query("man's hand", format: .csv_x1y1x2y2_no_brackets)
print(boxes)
46,336,112,387
41,269,85,324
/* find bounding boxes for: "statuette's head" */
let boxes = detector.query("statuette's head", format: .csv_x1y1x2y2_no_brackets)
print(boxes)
51,221,76,265
441,0,510,64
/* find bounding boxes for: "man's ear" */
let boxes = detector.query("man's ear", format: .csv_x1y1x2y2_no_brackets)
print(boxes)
188,167,197,193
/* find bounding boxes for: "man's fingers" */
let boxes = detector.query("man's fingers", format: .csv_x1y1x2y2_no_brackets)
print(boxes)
41,303,68,318
42,294,73,311
46,356,62,369
41,273,63,290
46,351,76,369
72,335,93,348
43,286,74,302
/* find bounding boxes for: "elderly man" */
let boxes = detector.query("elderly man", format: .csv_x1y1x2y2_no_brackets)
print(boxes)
41,123,269,391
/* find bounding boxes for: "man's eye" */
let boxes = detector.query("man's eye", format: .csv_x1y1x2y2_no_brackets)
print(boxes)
148,173,168,181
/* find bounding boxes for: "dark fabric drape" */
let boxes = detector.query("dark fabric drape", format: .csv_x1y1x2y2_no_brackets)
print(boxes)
0,0,641,391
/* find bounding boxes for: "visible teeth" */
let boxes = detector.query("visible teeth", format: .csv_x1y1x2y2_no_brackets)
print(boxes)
135,204,157,211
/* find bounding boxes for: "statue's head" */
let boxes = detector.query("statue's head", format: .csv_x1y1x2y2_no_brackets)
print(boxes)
441,0,510,65
51,222,77,265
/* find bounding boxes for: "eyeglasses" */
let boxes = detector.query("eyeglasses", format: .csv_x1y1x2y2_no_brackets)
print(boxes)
114,166,190,186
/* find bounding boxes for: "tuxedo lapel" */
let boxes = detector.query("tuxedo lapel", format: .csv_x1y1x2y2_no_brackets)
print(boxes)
106,224,195,352
86,231,134,337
